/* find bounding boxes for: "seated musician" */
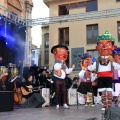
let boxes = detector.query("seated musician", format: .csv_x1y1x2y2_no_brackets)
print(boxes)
39,69,48,88
21,74,34,101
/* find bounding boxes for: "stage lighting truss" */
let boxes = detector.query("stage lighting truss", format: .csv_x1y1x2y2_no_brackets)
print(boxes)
30,8,120,26
0,5,120,27
0,5,26,27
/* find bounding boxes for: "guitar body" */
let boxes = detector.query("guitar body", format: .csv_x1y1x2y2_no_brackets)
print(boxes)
14,92,20,103
21,85,33,96
14,88,22,104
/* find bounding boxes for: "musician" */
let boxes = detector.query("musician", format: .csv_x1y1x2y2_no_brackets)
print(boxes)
87,30,120,110
72,76,79,89
51,43,75,109
21,74,34,100
39,69,48,88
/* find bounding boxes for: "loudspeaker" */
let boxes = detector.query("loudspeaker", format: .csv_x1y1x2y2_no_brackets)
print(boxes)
22,93,45,108
0,91,14,112
104,107,120,120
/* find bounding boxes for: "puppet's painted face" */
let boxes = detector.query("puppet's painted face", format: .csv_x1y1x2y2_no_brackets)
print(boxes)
81,58,91,68
53,47,68,62
96,40,115,56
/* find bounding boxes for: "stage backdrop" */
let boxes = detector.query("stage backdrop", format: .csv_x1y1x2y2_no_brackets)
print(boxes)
0,17,26,75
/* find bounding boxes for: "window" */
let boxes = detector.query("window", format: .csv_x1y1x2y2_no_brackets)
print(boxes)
87,24,98,44
59,5,69,15
117,22,120,42
59,27,69,45
87,50,98,59
70,3,77,9
59,1,97,16
44,33,49,48
32,51,35,58
78,2,85,8
86,0,97,12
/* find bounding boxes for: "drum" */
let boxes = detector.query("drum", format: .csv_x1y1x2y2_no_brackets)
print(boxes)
9,66,19,78
0,66,8,81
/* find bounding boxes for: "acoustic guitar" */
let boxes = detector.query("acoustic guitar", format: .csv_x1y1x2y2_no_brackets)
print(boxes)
21,85,42,96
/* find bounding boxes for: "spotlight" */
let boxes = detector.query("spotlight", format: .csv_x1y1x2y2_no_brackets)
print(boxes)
8,22,11,25
6,42,8,44
0,16,2,20
18,26,21,28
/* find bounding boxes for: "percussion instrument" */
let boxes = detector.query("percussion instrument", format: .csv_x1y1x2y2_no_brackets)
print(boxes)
0,66,8,90
9,64,19,78
0,66,8,81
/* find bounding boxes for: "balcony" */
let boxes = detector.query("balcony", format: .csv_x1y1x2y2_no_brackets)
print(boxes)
43,0,62,5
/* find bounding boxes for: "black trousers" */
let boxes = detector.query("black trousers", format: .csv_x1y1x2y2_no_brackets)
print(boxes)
54,80,67,105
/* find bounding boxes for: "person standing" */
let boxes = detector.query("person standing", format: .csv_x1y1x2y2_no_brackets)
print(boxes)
88,30,120,110
51,43,75,109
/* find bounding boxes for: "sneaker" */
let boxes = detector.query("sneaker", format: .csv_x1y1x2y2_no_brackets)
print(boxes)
91,104,95,107
84,104,88,106
56,104,59,109
63,103,69,109
101,107,105,111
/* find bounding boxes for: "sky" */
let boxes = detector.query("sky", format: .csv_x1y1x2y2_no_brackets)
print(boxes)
31,0,49,48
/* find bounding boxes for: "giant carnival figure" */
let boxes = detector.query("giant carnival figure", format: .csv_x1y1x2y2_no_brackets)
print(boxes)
77,53,94,106
112,46,120,106
51,44,75,109
88,30,120,110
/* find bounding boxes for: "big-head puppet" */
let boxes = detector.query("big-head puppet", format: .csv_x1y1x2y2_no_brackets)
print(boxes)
88,30,120,110
51,43,75,109
78,53,94,106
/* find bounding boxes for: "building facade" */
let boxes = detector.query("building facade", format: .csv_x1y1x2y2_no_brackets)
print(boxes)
41,25,49,68
44,0,120,76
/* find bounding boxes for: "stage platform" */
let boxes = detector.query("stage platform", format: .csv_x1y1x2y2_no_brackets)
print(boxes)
0,104,104,120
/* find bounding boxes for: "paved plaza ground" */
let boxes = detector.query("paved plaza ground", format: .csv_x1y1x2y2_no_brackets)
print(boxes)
0,104,105,120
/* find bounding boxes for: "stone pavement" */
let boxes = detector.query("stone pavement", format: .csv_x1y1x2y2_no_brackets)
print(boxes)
0,104,105,120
